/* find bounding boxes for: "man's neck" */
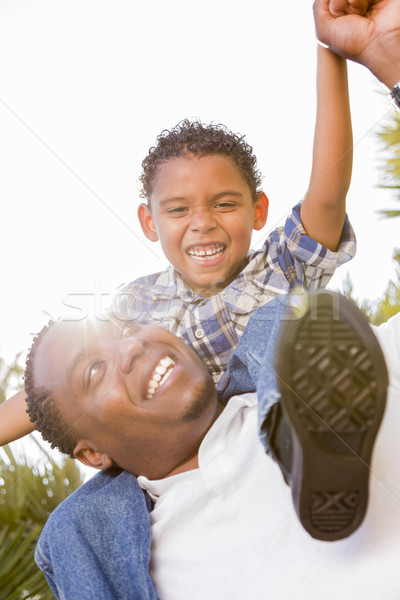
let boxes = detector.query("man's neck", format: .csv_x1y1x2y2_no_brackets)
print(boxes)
166,453,200,477
164,403,224,477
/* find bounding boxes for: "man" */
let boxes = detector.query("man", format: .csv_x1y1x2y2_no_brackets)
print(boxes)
25,0,400,595
25,290,397,599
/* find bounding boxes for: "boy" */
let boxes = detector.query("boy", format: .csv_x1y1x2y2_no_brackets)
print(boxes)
115,39,355,395
0,0,384,528
24,290,395,599
0,38,356,533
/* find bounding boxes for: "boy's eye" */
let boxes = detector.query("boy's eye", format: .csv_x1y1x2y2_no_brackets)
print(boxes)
166,207,188,215
214,202,237,210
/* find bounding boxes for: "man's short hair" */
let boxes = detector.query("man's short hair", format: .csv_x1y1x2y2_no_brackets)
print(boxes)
24,320,79,457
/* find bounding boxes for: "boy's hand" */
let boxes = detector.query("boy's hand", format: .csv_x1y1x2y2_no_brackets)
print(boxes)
328,0,370,17
313,0,400,88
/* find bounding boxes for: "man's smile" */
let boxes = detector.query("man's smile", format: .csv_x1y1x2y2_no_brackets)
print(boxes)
145,355,176,400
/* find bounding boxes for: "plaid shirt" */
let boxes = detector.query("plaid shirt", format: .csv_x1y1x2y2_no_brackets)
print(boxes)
115,203,356,396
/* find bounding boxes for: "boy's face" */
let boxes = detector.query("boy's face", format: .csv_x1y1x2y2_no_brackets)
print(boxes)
33,318,219,479
138,155,268,295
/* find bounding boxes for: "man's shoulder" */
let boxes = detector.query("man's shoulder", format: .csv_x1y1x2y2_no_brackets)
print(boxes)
44,470,149,526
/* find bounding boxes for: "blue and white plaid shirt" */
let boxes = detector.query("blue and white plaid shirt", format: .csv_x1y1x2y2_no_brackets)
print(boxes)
114,203,356,396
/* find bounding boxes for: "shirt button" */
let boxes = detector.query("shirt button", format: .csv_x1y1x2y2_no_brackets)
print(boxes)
194,328,205,339
213,373,221,383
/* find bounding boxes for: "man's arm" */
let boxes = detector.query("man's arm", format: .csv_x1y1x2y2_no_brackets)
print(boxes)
300,45,352,251
314,0,400,89
0,390,34,444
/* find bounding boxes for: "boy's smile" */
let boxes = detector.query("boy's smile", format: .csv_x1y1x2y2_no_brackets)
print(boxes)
33,318,219,478
186,241,226,263
138,154,268,296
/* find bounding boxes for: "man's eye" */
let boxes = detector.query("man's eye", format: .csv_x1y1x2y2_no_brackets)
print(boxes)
88,362,102,383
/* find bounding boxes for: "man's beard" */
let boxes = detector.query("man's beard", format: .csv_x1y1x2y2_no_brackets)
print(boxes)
181,374,218,422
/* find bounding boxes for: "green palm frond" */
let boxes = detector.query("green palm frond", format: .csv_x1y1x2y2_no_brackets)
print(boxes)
0,521,53,600
377,209,400,218
0,353,24,405
377,111,400,217
0,351,84,598
338,272,376,319
341,249,400,325
0,442,82,523
368,249,400,325
0,442,84,598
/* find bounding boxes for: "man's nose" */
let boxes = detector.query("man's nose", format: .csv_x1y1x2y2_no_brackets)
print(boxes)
190,210,216,234
115,337,145,374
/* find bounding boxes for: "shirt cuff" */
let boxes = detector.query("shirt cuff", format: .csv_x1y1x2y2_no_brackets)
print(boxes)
283,202,357,268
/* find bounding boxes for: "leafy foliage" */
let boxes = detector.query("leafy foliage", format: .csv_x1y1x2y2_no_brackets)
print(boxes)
0,357,84,599
341,249,400,325
376,110,400,218
369,249,400,325
0,354,24,405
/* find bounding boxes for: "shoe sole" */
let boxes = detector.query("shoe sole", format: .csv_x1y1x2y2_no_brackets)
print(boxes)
274,290,388,541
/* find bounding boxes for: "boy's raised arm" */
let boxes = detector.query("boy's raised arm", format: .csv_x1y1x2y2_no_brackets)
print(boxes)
300,44,352,252
302,0,400,253
0,390,34,445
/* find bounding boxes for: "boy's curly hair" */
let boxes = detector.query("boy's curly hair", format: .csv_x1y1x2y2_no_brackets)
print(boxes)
139,119,263,202
24,320,79,457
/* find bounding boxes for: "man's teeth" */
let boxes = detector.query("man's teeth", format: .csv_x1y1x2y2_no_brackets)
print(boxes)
187,245,224,260
146,356,175,399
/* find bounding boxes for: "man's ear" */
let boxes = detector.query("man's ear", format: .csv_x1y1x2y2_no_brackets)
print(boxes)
138,203,159,242
253,192,269,231
73,440,113,470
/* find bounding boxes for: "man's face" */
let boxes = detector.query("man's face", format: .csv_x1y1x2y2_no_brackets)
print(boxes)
33,318,218,478
138,154,268,295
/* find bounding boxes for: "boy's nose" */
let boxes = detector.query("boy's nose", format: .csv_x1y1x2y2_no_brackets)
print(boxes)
190,211,216,234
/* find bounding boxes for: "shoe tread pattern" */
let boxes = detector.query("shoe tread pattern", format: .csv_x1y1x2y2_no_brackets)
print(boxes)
290,311,379,435
309,490,360,534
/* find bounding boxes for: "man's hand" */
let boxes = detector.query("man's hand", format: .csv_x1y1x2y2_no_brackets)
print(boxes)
313,0,400,88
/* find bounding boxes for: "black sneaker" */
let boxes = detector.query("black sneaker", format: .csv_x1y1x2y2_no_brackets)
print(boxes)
272,290,388,541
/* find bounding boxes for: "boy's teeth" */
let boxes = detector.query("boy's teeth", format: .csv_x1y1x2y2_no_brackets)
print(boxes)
187,244,224,259
146,356,175,399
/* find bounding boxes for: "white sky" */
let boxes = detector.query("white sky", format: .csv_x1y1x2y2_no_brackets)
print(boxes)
0,0,399,367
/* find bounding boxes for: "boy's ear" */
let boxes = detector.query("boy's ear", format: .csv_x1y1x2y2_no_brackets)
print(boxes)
73,440,113,470
138,203,159,242
253,192,269,231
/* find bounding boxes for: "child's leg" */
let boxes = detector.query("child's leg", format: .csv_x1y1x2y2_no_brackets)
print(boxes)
35,468,157,600
226,290,388,541
272,290,388,541
223,294,297,453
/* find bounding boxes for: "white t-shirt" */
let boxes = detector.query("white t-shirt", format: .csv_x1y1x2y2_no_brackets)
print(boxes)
372,312,400,390
138,314,400,600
